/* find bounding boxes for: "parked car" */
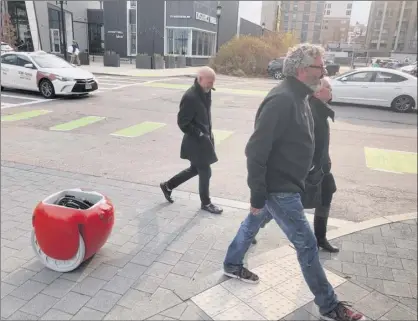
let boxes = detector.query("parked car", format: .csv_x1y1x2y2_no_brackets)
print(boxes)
324,61,340,76
267,58,341,78
1,51,98,98
267,57,285,79
1,42,14,55
328,67,417,113
399,61,417,75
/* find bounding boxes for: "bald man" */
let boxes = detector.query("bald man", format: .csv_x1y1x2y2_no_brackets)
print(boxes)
160,66,223,214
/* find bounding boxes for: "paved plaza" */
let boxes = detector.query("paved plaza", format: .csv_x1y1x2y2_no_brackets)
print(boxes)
1,161,416,320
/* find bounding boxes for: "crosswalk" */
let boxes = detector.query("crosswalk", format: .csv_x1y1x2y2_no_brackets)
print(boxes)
2,108,417,175
1,109,234,145
0,75,163,110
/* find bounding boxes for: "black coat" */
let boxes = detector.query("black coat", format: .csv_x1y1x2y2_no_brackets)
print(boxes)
301,97,337,208
178,79,218,166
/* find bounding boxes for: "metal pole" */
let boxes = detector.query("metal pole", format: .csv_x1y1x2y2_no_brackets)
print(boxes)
216,18,220,52
152,27,155,69
60,1,67,60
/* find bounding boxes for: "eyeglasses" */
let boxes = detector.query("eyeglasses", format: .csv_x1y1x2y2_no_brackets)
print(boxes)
308,65,325,70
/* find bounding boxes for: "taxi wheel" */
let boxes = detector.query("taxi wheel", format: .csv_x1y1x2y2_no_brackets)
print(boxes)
39,79,56,99
1,86,4,91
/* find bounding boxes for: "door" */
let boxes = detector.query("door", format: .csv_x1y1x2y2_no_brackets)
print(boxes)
372,71,410,107
1,54,19,87
333,71,376,105
15,55,38,91
50,29,61,53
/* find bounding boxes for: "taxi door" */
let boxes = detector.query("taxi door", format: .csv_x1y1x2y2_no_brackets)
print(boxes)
1,54,18,87
15,55,39,91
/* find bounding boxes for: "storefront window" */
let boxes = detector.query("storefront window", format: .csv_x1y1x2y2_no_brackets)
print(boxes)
88,23,104,54
167,28,215,57
7,1,34,51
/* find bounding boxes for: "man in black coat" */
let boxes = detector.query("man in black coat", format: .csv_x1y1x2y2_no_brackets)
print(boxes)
251,77,339,253
160,67,223,214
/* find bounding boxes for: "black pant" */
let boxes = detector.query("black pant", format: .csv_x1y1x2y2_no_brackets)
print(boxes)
166,163,211,205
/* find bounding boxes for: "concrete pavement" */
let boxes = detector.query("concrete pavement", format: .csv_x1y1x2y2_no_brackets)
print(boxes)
1,161,416,320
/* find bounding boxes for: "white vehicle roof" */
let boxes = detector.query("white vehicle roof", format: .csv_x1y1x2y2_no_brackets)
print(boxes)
339,67,416,78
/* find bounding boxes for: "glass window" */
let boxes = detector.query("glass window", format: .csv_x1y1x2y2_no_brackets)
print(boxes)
1,54,17,65
345,71,374,82
168,29,174,54
346,10,351,16
32,53,73,68
375,72,407,83
192,30,197,55
16,56,32,67
173,29,188,55
347,3,352,9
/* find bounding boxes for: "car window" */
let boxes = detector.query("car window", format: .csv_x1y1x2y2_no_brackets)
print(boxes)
375,72,407,83
17,56,33,67
31,54,73,68
1,54,17,65
345,71,374,82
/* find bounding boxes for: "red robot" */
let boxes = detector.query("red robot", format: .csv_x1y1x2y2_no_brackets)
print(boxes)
31,188,114,272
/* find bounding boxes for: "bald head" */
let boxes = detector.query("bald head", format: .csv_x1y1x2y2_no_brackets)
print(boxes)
314,76,332,103
197,66,216,93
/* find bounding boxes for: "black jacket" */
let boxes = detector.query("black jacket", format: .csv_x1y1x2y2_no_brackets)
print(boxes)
309,96,335,173
245,77,315,209
178,79,218,166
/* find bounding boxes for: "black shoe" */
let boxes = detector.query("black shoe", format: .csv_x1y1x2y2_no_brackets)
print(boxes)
320,301,364,320
317,238,340,253
252,238,257,245
160,182,173,203
201,203,223,214
224,267,259,284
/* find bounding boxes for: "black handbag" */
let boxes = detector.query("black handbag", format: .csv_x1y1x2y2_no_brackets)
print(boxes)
301,167,324,209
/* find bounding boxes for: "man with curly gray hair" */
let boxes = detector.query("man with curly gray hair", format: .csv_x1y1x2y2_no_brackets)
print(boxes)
223,43,364,321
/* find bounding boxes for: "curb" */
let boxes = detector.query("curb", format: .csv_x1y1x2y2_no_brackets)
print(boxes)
91,72,197,78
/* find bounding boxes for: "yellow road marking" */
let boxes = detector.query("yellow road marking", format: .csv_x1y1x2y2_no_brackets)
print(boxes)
364,147,417,174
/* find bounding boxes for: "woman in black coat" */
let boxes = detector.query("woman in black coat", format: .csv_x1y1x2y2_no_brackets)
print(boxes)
308,77,339,253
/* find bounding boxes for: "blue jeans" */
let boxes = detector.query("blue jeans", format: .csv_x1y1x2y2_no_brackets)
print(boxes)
223,192,338,315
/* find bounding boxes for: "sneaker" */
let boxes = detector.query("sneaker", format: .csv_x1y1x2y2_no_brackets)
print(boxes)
321,302,364,321
252,238,257,245
201,203,223,214
224,267,259,284
160,182,174,203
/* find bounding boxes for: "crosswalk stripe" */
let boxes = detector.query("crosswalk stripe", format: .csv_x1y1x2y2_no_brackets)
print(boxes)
213,129,234,145
50,116,106,131
1,94,43,101
1,109,51,122
110,121,166,138
364,147,417,174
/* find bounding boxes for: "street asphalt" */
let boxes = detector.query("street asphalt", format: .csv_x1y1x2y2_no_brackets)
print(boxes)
1,74,417,223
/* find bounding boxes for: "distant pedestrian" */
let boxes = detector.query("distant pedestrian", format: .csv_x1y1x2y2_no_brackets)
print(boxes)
223,43,364,321
68,40,80,65
160,66,223,215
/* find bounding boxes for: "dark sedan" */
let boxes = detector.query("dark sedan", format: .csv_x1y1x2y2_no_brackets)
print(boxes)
267,58,341,79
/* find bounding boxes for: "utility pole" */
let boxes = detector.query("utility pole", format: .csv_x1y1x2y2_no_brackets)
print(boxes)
57,1,68,60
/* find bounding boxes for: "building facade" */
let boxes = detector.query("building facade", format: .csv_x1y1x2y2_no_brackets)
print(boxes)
365,0,417,54
103,0,240,62
277,0,325,44
320,1,352,45
2,1,101,53
260,1,280,31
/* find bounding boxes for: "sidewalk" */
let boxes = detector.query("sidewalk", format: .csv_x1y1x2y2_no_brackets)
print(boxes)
1,161,416,320
84,61,200,78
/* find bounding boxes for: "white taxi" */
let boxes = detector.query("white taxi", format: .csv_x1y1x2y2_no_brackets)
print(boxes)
1,51,98,98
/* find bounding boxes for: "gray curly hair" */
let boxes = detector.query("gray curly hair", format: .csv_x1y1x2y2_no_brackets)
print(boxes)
283,43,325,77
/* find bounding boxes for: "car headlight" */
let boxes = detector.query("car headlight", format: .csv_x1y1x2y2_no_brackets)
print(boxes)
56,75,74,82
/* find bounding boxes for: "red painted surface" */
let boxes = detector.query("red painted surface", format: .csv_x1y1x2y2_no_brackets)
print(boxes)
32,194,114,261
